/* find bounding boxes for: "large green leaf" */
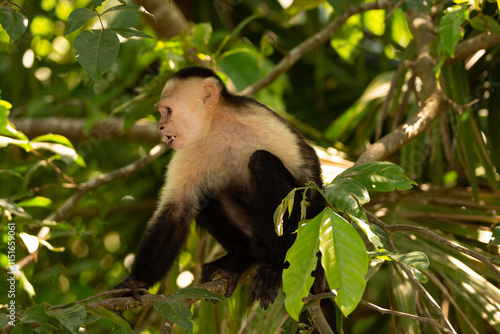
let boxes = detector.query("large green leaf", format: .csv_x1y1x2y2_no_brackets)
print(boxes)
0,6,28,42
154,300,193,334
64,8,97,36
320,209,368,316
324,178,369,218
337,161,416,192
74,29,120,83
282,213,321,320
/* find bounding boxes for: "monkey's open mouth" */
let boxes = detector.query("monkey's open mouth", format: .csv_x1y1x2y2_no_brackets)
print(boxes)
164,136,176,145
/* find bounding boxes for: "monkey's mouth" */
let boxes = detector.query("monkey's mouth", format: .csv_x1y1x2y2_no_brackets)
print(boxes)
164,136,176,145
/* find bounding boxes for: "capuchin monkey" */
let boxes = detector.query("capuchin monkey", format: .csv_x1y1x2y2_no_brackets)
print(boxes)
116,67,335,328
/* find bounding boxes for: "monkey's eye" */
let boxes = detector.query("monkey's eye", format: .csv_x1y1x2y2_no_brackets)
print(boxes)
166,107,172,115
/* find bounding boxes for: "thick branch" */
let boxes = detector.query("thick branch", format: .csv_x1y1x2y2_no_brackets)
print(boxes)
11,117,160,143
357,11,446,164
357,91,447,164
240,0,393,96
446,32,500,65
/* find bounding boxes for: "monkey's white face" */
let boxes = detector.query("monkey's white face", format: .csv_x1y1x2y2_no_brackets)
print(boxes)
156,81,209,150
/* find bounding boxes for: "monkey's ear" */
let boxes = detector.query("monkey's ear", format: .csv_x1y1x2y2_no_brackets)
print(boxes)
202,79,220,108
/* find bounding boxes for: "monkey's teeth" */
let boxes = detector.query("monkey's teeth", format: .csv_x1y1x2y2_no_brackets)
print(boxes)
165,136,176,145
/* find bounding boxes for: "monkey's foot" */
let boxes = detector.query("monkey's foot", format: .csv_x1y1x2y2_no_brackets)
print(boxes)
201,255,251,298
114,276,149,301
249,266,282,309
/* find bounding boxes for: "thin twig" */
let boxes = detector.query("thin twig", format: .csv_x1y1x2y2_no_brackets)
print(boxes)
427,272,480,334
305,292,454,333
365,210,457,333
375,62,403,141
30,149,75,184
385,223,500,280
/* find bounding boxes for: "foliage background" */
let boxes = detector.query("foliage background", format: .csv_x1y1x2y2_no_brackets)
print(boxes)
1,0,500,333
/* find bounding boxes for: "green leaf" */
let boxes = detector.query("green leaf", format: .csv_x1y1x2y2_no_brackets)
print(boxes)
349,215,384,248
389,251,429,272
30,141,85,167
0,100,27,141
0,6,28,42
101,4,157,23
281,317,300,334
93,0,106,9
489,226,500,246
190,23,212,50
74,29,120,83
46,304,87,334
470,15,500,34
439,5,468,58
110,27,153,39
273,189,296,236
0,135,31,150
282,212,321,320
330,15,363,63
154,300,193,334
20,305,53,325
12,322,34,334
84,305,133,333
171,287,224,303
32,134,75,148
320,209,368,316
337,161,416,192
17,196,52,208
64,8,97,36
324,178,369,218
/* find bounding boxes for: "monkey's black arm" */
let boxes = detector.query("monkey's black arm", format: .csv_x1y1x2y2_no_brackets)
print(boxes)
116,204,191,299
247,150,303,308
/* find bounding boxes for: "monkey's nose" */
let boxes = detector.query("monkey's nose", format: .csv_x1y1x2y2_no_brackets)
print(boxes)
159,125,165,132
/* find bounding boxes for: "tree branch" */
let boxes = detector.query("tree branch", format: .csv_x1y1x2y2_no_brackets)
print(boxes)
240,0,394,96
11,117,161,143
446,32,500,66
357,10,448,164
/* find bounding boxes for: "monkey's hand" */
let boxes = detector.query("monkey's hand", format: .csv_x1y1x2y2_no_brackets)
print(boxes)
201,254,251,298
249,266,282,310
114,275,149,301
